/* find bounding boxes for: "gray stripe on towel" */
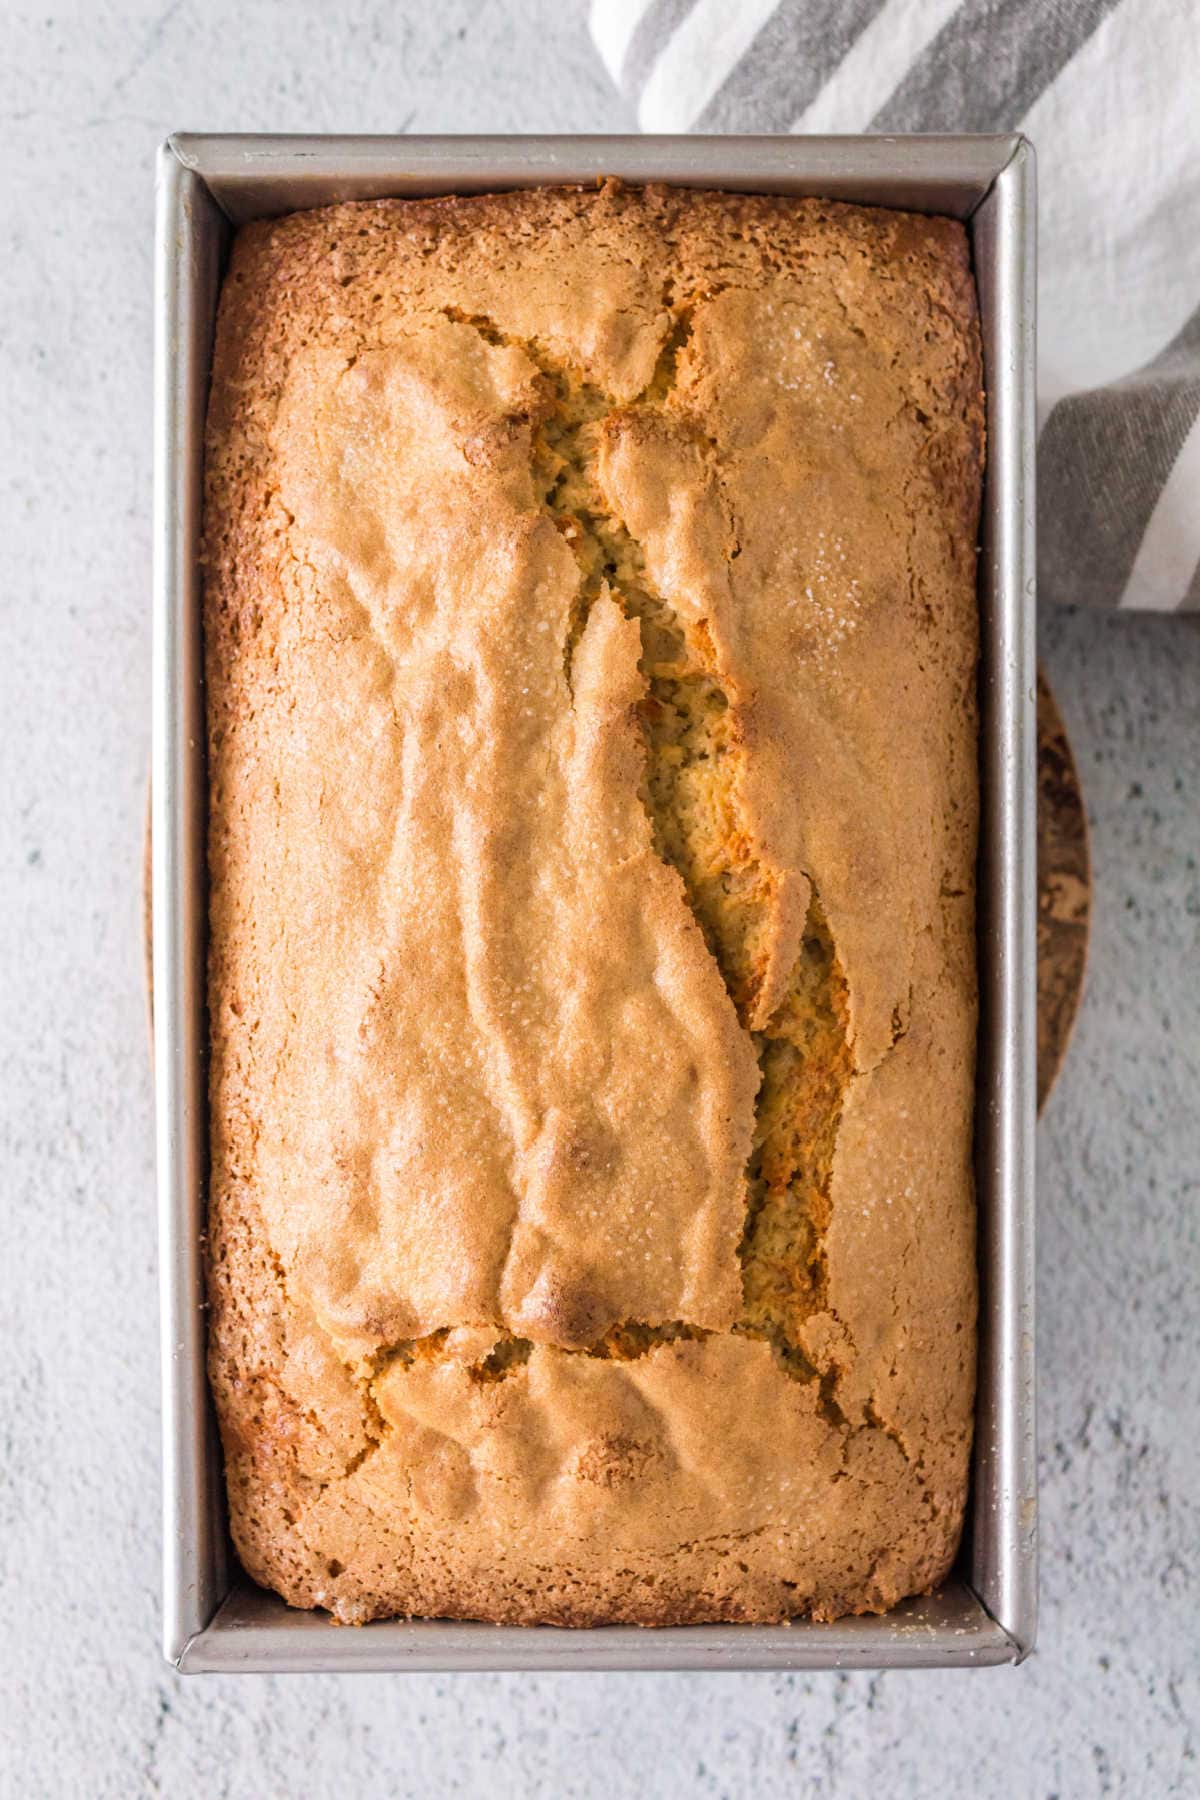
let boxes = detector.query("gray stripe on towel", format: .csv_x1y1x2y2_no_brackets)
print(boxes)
620,0,700,102
1039,303,1200,609
872,0,1122,132
694,0,886,133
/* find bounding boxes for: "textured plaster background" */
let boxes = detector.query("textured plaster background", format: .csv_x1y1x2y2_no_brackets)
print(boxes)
2,3,1197,1795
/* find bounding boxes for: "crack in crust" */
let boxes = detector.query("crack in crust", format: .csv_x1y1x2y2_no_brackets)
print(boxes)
408,305,858,1402
365,1320,707,1381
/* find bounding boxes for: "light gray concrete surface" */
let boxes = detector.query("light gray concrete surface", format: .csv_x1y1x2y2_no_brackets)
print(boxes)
2,4,1197,1795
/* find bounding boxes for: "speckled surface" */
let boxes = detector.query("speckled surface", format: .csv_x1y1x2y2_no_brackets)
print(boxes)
2,5,1197,1795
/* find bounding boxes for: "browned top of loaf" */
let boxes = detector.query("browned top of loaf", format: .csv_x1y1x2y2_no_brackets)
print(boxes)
204,181,983,1627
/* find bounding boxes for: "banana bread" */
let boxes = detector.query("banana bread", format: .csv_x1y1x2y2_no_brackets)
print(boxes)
204,181,983,1626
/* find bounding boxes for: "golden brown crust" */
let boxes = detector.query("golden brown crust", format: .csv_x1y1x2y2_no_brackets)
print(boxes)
204,182,982,1627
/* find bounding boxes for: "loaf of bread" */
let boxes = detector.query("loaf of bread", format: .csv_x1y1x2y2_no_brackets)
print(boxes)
204,181,983,1627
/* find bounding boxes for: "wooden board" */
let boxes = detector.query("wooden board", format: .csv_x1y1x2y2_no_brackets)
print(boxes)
1036,668,1092,1111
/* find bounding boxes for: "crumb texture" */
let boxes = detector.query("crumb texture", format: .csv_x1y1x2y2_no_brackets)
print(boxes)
204,181,983,1627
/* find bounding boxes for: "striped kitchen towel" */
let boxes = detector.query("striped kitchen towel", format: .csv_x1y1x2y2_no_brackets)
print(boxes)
590,0,1199,610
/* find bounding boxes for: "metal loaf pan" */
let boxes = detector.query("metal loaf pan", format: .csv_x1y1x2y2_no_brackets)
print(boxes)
153,133,1036,1673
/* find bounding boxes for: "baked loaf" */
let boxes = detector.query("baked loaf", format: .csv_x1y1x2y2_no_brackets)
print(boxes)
204,181,983,1627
